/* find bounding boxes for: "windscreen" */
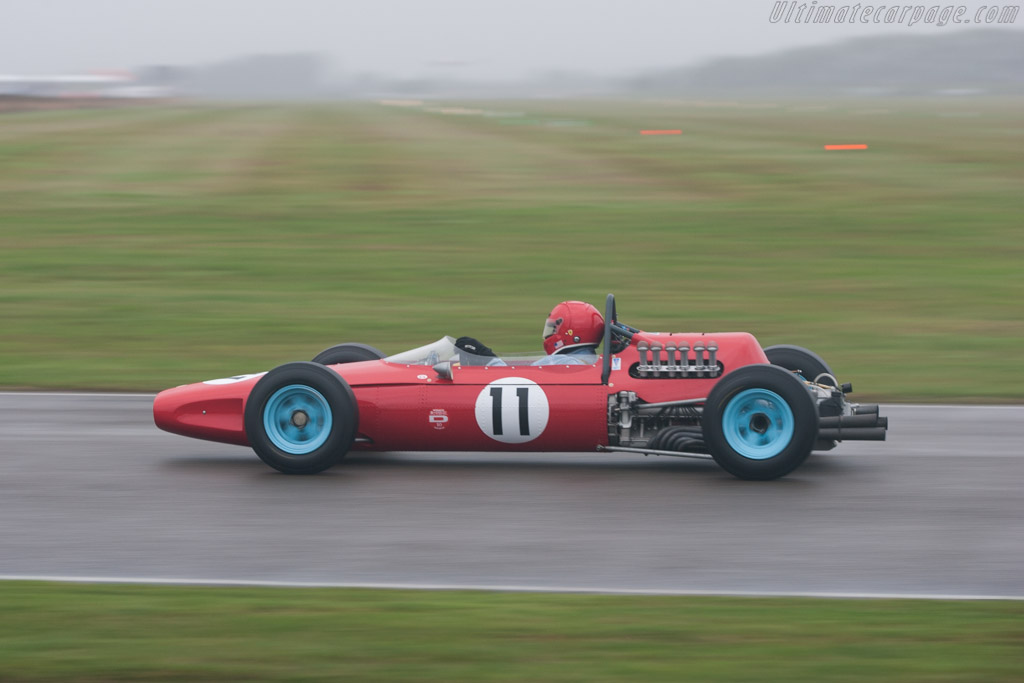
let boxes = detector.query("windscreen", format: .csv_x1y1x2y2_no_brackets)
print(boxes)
383,337,458,365
384,336,550,367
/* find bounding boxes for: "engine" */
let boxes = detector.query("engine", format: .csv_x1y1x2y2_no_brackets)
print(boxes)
631,340,722,379
607,380,887,455
607,391,707,451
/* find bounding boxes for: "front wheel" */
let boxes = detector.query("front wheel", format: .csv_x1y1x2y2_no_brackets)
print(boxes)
703,365,818,480
244,362,358,474
312,343,385,365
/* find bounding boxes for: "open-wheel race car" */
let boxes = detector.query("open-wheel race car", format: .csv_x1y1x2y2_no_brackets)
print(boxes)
153,295,887,480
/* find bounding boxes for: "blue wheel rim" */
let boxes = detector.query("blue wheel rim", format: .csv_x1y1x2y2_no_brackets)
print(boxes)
722,388,794,460
263,384,333,455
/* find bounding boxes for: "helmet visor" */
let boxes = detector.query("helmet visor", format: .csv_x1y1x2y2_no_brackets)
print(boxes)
542,318,560,339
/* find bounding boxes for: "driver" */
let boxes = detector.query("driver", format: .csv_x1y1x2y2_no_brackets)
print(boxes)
534,300,603,365
454,300,604,366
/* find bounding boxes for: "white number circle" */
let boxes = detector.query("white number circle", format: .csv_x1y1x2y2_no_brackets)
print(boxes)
474,377,549,444
203,373,264,385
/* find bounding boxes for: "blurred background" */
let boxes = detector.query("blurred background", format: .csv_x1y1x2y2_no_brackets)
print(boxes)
1,0,1021,400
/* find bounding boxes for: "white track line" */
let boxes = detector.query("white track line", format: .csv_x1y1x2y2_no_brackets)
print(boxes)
890,404,1024,410
0,575,1019,600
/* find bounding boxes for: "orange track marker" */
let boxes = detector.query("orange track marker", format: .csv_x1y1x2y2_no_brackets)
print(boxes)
641,130,682,135
824,144,868,150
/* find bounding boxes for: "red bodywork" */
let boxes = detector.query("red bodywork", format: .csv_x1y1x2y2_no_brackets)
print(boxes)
154,332,768,452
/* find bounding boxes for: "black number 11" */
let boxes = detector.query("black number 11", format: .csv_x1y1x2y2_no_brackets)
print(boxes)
489,387,531,436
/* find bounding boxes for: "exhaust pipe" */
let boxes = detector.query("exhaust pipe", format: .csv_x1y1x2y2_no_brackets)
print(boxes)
818,427,887,441
820,414,888,429
818,405,888,441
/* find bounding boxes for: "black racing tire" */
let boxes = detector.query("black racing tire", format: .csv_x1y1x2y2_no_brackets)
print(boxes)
244,362,358,474
312,343,385,365
764,344,835,386
703,364,819,480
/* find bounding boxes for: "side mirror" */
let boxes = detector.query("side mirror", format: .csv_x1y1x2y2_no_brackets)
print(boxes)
433,361,455,380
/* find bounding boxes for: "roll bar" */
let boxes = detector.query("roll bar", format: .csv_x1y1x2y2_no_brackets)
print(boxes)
601,294,616,385
602,293,639,385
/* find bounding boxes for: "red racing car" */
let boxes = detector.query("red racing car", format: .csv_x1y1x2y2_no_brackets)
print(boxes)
153,295,887,479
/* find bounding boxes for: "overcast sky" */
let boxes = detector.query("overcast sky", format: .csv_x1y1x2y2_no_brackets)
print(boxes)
2,0,1021,78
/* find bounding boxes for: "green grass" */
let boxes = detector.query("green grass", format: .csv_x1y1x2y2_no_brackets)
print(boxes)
1,100,1021,399
0,582,1021,681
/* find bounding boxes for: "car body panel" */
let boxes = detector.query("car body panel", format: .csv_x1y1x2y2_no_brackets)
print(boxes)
153,331,770,452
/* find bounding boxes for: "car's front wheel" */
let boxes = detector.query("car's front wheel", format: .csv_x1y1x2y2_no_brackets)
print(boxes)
312,342,385,365
244,362,358,474
703,364,818,480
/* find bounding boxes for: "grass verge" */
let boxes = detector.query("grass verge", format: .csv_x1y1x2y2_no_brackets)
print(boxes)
1,100,1021,400
0,581,1021,681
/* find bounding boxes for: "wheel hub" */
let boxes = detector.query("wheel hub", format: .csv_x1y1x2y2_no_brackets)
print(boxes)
750,413,770,434
721,388,795,460
262,384,333,456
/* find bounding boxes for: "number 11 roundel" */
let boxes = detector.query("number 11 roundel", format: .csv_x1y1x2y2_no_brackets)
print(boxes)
474,377,550,444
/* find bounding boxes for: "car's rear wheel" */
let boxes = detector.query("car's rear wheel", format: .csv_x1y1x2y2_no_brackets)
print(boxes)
764,344,835,386
312,342,385,365
244,362,358,474
703,364,818,480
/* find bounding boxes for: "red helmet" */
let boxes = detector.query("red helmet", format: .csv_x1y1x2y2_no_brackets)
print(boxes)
542,301,604,355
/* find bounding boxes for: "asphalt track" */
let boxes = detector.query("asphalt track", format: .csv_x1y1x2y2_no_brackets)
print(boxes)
1,393,1022,598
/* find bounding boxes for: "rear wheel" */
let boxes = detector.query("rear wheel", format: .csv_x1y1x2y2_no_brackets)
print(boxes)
764,344,835,386
312,343,385,365
703,365,818,480
244,362,358,474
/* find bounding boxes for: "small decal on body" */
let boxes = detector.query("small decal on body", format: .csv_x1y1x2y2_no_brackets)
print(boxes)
429,408,449,429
